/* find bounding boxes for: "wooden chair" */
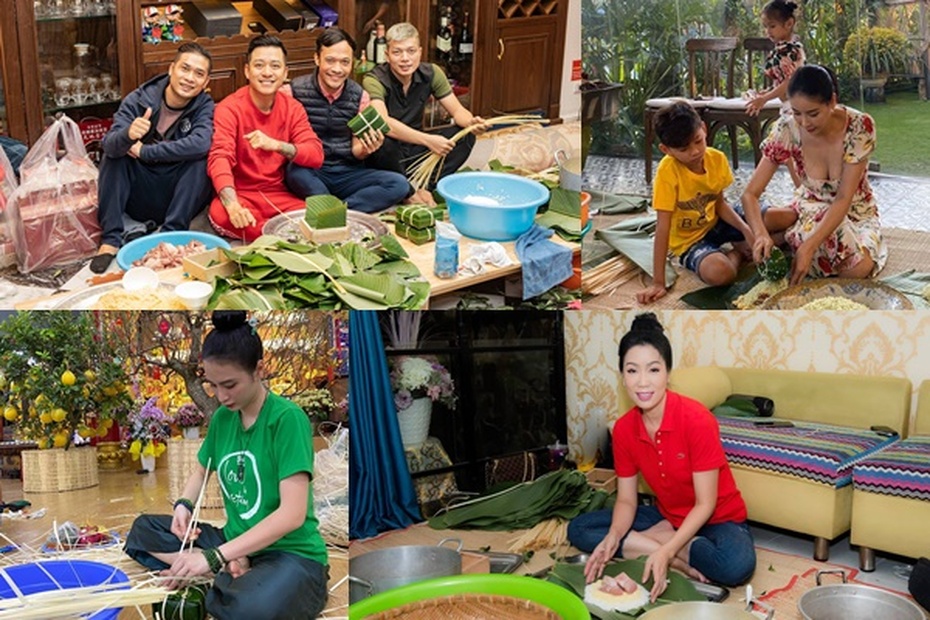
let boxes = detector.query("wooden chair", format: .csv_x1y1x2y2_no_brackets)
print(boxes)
703,37,780,172
643,37,739,183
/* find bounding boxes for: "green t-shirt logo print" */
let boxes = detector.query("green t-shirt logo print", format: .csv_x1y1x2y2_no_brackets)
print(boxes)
217,451,263,519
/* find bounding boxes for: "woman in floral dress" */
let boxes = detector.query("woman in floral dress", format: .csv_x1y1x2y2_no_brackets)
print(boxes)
742,64,887,285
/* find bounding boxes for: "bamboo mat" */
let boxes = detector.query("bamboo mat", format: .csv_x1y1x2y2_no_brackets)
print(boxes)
351,524,926,618
583,213,930,310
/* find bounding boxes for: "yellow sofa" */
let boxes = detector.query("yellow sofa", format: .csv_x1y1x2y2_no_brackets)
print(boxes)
617,366,912,561
850,379,930,570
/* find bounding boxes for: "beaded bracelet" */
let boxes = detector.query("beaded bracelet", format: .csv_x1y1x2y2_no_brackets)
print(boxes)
203,547,223,574
173,498,194,513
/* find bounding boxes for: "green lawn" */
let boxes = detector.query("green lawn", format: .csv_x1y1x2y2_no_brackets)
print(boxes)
861,91,930,178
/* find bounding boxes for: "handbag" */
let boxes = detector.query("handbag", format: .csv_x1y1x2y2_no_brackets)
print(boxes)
6,116,101,273
485,451,538,489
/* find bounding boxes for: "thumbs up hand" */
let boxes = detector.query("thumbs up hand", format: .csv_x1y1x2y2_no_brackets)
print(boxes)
128,107,153,141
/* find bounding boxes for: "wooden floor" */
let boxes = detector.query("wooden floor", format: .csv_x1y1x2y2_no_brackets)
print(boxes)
0,463,348,619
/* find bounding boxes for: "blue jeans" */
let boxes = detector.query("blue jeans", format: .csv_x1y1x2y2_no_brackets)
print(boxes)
567,505,756,586
285,162,411,213
678,204,766,273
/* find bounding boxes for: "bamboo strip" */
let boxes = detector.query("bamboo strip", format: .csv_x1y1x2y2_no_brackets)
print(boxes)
0,585,172,619
408,115,551,190
181,457,212,553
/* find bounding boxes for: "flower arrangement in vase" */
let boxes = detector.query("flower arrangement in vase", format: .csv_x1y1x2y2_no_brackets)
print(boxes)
124,397,170,469
293,388,338,428
173,403,205,440
389,356,456,447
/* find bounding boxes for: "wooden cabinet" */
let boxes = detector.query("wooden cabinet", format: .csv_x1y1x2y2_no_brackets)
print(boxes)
406,0,569,123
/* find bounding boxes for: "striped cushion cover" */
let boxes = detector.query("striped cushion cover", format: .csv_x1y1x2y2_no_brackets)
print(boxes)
717,417,898,489
852,436,930,500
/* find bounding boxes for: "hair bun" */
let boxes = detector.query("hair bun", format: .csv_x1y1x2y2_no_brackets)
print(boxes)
630,312,664,335
211,310,248,332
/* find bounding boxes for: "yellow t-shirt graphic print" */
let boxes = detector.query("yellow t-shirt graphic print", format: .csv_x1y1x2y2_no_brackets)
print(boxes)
652,147,734,256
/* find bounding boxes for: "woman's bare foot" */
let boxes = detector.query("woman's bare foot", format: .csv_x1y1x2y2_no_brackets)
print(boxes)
669,557,709,582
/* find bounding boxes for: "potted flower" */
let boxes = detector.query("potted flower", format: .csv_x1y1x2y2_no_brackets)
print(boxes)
173,403,205,440
124,397,170,472
293,388,337,428
389,356,456,447
843,26,911,102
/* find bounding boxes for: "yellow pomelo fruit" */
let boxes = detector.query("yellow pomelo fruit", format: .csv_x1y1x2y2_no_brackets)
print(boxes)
61,370,76,386
53,432,69,448
3,406,18,422
39,412,53,425
84,369,97,382
51,408,67,423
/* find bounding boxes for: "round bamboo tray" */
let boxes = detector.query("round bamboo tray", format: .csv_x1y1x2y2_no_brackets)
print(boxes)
22,447,98,493
167,439,224,509
366,594,560,619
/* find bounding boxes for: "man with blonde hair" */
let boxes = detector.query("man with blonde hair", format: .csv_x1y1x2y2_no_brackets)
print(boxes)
362,22,485,202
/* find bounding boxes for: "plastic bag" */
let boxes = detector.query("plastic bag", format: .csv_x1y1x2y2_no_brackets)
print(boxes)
6,116,100,273
0,145,18,267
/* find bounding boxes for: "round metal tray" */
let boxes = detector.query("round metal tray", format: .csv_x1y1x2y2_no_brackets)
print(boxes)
761,278,913,310
261,211,388,247
48,282,179,310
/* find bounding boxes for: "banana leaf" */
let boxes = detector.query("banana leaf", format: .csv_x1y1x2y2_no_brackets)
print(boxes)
215,288,287,310
243,265,278,280
548,187,582,218
304,194,347,228
332,286,391,310
880,270,930,309
274,240,317,254
263,250,333,274
595,215,677,285
547,559,703,620
378,234,409,259
403,281,431,309
587,191,649,215
295,274,329,294
368,259,423,278
338,243,382,271
338,272,409,306
428,470,598,530
680,268,764,310
224,248,275,268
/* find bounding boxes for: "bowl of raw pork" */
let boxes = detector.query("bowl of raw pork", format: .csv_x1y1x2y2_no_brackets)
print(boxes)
436,172,550,241
116,231,231,271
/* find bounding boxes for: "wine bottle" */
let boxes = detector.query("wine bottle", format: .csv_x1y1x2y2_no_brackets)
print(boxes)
374,22,388,65
458,11,473,58
366,25,377,64
436,10,453,64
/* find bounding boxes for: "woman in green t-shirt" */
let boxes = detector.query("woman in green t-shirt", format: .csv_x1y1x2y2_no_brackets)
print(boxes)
125,311,329,619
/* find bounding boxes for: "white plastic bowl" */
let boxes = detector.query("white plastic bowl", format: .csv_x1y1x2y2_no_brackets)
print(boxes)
121,267,160,292
175,281,213,310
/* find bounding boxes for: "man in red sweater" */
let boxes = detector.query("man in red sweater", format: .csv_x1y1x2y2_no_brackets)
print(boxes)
207,35,323,242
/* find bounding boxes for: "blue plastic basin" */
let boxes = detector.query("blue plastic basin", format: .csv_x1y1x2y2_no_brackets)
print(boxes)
436,172,550,241
116,231,231,271
0,560,130,619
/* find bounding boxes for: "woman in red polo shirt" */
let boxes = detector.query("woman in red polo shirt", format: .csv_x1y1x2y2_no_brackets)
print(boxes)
567,313,755,601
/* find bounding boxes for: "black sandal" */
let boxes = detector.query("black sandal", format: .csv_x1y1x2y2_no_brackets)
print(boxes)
89,252,115,274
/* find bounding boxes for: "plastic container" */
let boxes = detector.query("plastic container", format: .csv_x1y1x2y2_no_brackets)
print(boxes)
116,231,231,271
175,281,213,310
0,560,130,620
436,172,549,241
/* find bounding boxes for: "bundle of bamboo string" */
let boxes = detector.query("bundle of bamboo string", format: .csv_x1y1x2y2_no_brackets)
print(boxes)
582,254,643,296
507,517,568,553
314,424,349,548
407,115,550,190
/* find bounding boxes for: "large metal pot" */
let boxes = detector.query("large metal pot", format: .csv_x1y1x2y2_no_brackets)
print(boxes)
555,148,583,192
349,538,463,603
798,570,924,620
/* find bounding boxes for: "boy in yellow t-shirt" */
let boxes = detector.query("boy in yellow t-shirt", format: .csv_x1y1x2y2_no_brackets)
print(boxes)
638,101,757,304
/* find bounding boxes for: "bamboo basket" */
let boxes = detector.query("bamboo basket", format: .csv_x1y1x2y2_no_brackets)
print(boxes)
366,594,561,619
167,439,224,509
22,447,98,493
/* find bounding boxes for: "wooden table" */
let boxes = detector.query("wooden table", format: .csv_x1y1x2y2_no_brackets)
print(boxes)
397,233,580,304
17,233,580,309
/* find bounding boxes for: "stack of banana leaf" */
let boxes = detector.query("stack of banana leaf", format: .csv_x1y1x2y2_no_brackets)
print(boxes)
428,469,611,531
208,235,429,310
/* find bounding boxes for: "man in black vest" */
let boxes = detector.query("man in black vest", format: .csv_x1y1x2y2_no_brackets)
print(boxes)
285,28,410,213
362,22,486,204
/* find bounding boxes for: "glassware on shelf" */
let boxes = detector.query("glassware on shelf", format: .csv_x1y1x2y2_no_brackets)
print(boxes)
73,43,95,78
69,0,86,16
54,77,73,107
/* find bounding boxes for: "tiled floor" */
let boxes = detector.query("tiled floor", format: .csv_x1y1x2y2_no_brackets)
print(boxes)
749,523,915,592
584,155,930,233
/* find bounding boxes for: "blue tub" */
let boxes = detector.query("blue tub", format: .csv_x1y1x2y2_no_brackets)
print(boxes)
436,172,550,241
0,560,130,619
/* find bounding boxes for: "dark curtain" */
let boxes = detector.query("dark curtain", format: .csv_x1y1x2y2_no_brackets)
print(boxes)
348,311,421,539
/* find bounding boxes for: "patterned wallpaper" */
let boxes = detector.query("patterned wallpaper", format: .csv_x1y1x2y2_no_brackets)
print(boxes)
564,310,930,467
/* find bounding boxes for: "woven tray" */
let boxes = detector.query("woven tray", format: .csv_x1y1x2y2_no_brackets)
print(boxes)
366,594,560,620
167,439,224,509
22,447,98,493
